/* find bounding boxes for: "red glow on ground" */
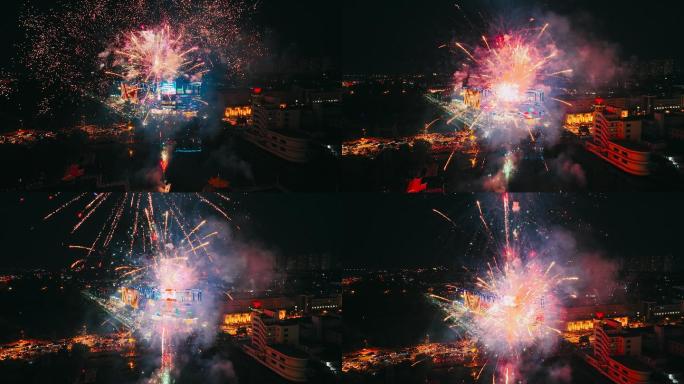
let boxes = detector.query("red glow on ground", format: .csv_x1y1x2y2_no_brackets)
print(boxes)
406,178,427,193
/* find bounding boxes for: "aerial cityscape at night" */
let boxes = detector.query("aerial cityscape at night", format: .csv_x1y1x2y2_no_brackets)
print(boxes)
2,0,684,383
0,194,341,383
0,0,340,192
341,0,684,192
342,193,684,383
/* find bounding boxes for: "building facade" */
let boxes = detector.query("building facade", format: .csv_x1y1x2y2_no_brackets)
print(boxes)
586,319,651,384
585,103,650,176
242,309,308,382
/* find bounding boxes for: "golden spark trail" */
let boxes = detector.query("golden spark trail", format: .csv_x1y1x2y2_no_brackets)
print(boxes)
424,118,441,133
456,42,478,63
432,208,456,228
103,196,126,248
187,220,206,239
482,35,491,51
104,71,126,79
69,245,94,252
429,294,452,302
195,193,231,221
537,23,549,39
44,193,86,220
443,149,456,171
188,242,210,253
163,210,169,243
121,267,145,278
550,97,573,107
546,69,573,77
215,193,231,203
503,194,510,253
202,231,218,240
476,200,490,232
130,194,141,255
72,193,109,233
470,112,483,130
476,360,488,380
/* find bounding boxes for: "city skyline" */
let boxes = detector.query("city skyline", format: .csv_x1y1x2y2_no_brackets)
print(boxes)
1,0,684,383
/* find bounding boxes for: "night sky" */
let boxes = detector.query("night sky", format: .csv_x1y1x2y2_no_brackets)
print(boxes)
1,193,683,272
0,1,678,75
341,193,684,268
0,193,341,270
0,0,340,70
342,0,683,73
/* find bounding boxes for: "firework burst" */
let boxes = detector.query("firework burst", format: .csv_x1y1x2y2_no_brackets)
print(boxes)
42,192,233,262
19,0,261,116
449,21,572,140
51,192,235,383
111,25,204,84
432,195,578,382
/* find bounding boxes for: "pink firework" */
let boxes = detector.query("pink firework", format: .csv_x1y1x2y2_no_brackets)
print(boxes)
113,25,204,84
454,25,572,111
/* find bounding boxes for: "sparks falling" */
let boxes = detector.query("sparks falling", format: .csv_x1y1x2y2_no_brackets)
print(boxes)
433,195,578,382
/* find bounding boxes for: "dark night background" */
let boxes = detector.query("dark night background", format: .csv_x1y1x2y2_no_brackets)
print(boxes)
0,0,340,70
0,0,341,128
0,193,341,270
342,0,684,74
341,193,684,268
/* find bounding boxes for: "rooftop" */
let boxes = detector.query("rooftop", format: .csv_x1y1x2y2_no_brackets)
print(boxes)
612,355,651,373
271,343,308,359
613,140,651,152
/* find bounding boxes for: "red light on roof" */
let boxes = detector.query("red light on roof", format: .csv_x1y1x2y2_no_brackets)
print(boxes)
252,300,262,309
595,97,604,105
406,178,427,193
596,312,605,319
252,87,262,94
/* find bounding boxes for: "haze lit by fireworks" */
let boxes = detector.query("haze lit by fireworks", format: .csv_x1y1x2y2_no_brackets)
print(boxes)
422,13,578,189
43,192,231,262
20,0,261,115
111,26,204,84
448,19,572,137
41,192,235,383
431,194,578,382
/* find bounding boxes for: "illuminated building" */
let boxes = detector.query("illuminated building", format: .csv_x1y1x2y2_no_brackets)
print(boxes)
244,94,310,163
121,287,140,309
564,112,594,135
561,304,634,333
243,309,308,382
653,112,684,140
463,89,482,109
221,312,253,335
223,105,253,125
115,77,203,119
457,86,545,121
301,294,342,314
642,301,684,321
645,95,684,113
585,101,650,176
585,318,651,384
121,285,203,323
304,89,342,105
566,317,629,332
